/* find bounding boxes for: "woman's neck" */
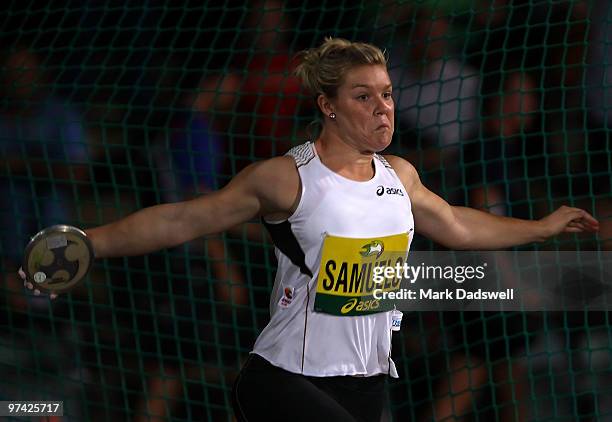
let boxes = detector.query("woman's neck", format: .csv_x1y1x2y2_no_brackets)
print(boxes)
315,132,375,182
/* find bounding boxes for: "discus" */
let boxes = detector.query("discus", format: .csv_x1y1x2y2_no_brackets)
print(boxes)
22,225,94,294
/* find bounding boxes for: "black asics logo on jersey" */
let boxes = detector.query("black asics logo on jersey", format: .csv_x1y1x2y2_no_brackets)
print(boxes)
376,185,404,196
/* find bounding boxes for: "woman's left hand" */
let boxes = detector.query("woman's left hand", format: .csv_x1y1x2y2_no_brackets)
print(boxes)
539,205,599,236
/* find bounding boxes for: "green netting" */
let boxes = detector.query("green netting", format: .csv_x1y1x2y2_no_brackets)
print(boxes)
0,1,611,421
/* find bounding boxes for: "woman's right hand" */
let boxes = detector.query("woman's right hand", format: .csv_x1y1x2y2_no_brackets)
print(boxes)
19,267,58,300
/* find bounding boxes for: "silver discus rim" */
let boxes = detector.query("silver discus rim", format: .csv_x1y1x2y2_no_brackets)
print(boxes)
22,225,94,293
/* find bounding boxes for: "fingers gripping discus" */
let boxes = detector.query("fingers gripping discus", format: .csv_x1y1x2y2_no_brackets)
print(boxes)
22,225,94,293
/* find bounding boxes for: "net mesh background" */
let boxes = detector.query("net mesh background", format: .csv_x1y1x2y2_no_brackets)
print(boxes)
0,1,611,421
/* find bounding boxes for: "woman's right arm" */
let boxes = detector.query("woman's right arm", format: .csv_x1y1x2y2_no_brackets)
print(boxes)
87,156,299,258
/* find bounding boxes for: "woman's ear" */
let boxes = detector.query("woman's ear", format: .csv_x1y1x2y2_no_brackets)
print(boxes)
317,94,334,117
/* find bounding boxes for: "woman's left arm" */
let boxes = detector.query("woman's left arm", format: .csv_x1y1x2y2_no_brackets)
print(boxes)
444,204,598,249
385,156,599,250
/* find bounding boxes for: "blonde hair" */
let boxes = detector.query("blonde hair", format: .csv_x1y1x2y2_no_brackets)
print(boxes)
294,37,387,101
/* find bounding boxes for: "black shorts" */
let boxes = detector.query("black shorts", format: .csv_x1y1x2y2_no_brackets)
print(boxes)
232,354,386,422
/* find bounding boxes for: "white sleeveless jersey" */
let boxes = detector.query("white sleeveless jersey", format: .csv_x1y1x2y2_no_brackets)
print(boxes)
252,141,414,377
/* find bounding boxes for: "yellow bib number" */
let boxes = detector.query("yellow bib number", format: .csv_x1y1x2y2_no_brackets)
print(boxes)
314,233,409,316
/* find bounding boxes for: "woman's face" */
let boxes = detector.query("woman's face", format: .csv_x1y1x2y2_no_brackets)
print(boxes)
328,64,395,153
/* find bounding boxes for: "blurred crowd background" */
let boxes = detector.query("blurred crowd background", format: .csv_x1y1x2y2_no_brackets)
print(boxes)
0,1,611,421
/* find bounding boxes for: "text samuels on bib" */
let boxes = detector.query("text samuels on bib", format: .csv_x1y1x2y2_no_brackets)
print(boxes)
314,233,410,316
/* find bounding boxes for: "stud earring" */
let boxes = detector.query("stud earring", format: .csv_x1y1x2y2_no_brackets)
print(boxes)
329,112,336,120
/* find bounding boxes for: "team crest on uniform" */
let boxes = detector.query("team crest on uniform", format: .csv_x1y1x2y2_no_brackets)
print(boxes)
359,240,384,258
279,286,295,308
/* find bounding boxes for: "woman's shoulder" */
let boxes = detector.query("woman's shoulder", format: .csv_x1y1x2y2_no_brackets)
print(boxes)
381,154,420,192
248,155,301,218
381,155,417,175
245,154,299,180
